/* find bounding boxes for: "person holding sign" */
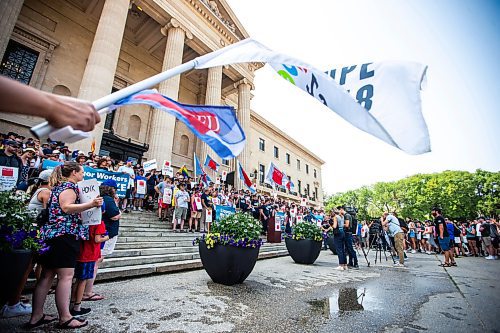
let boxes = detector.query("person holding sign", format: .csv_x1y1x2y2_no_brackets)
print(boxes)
133,169,147,211
189,188,203,232
172,183,190,232
28,162,103,329
201,188,214,232
155,177,173,221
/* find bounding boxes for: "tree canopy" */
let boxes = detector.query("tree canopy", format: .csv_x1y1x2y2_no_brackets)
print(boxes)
325,170,499,221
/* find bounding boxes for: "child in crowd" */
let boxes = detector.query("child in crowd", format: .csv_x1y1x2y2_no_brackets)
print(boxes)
70,221,109,316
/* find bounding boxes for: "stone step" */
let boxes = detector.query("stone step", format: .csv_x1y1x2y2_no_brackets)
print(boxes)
107,246,199,258
114,241,194,250
95,249,290,282
119,235,200,243
101,245,287,269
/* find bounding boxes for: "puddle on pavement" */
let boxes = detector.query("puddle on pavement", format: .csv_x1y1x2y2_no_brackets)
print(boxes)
308,287,382,318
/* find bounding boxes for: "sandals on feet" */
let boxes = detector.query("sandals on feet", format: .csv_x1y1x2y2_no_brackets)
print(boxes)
82,293,104,301
23,314,57,329
57,317,88,330
450,262,457,266
439,263,451,267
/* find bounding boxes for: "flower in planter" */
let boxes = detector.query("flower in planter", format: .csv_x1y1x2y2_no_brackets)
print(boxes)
193,212,264,249
284,221,323,242
0,191,47,253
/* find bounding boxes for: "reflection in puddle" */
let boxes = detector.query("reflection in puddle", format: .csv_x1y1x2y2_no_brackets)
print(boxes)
308,287,381,318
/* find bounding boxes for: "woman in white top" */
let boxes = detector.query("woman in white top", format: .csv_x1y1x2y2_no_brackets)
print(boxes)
27,169,53,214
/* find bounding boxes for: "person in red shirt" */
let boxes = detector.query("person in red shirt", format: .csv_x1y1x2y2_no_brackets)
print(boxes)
70,221,108,316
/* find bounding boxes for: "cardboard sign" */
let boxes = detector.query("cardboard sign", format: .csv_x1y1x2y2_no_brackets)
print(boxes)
143,159,157,172
221,170,227,181
296,215,303,223
205,209,213,223
162,160,173,177
300,197,307,207
215,177,221,185
290,207,297,217
0,166,19,191
163,187,172,204
78,179,102,226
136,179,146,195
194,197,202,210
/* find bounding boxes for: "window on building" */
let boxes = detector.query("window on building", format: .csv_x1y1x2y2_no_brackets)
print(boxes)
314,169,317,178
259,164,265,184
104,112,115,130
0,40,39,85
274,146,279,159
180,135,189,156
259,138,265,151
286,153,290,164
298,180,302,195
314,187,318,200
306,184,310,197
127,115,141,140
222,159,229,166
306,164,309,174
297,159,301,170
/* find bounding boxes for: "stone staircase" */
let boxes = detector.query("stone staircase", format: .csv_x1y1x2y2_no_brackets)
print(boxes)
94,211,289,282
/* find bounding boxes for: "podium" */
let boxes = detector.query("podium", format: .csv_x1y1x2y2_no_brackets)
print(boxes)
267,216,282,243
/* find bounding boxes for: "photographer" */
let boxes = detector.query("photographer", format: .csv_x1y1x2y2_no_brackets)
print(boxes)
381,212,405,267
341,206,358,269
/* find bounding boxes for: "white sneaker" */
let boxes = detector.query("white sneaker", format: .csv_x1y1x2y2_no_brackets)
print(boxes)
138,207,143,211
0,302,32,318
393,263,406,268
411,250,416,254
334,266,345,271
485,255,494,260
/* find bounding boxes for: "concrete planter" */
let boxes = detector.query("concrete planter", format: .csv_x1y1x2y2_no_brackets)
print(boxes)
199,242,259,286
285,238,322,265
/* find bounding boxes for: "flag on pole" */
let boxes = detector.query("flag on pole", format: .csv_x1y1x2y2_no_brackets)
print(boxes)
265,162,286,186
194,153,211,187
237,160,256,193
204,154,219,172
286,180,295,192
112,90,245,159
193,38,430,155
179,165,189,178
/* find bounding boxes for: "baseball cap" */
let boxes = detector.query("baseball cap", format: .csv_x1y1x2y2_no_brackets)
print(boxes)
3,139,19,147
52,149,61,155
23,148,36,154
38,169,53,181
101,179,118,188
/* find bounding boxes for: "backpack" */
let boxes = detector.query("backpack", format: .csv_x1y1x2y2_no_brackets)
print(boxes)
35,192,53,227
398,218,409,233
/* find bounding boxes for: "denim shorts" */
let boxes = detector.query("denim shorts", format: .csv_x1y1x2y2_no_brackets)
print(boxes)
438,236,451,251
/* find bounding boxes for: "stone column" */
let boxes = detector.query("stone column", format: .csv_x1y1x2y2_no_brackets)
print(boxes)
0,0,24,61
233,79,252,190
148,19,192,164
197,66,222,179
72,0,129,153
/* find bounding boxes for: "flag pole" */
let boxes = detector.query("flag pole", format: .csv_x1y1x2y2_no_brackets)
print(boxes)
30,59,198,140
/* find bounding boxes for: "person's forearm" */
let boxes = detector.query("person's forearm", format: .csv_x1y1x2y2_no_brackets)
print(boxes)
61,201,95,214
0,76,53,118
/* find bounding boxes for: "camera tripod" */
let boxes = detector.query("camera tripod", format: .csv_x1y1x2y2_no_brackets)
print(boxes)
364,230,396,266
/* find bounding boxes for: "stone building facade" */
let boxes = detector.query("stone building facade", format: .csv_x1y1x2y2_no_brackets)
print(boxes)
0,0,324,207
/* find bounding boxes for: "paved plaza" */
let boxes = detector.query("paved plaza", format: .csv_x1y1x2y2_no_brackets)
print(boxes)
1,250,499,333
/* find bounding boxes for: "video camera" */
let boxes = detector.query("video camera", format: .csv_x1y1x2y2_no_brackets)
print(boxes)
345,206,358,216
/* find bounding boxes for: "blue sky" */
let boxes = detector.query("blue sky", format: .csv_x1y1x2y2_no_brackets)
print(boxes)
227,0,500,194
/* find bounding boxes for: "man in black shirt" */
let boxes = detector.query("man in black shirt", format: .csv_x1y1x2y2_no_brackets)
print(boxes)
0,139,22,187
259,198,272,236
432,207,454,267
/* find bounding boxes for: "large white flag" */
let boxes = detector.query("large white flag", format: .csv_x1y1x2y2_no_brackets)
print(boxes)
194,39,430,155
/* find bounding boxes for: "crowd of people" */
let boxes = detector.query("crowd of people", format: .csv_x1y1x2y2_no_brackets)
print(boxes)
1,132,499,329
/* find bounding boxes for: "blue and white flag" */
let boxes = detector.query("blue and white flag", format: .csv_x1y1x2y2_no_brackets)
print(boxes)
112,90,245,159
194,39,430,155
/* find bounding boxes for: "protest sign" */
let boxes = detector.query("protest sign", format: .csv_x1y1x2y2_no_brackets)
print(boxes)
205,209,213,223
136,179,146,195
194,196,202,210
212,197,220,206
163,187,172,204
0,166,19,191
290,207,296,217
300,197,307,207
143,159,157,172
296,215,303,223
215,205,235,221
42,160,129,197
215,177,221,185
78,179,102,226
221,170,227,181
